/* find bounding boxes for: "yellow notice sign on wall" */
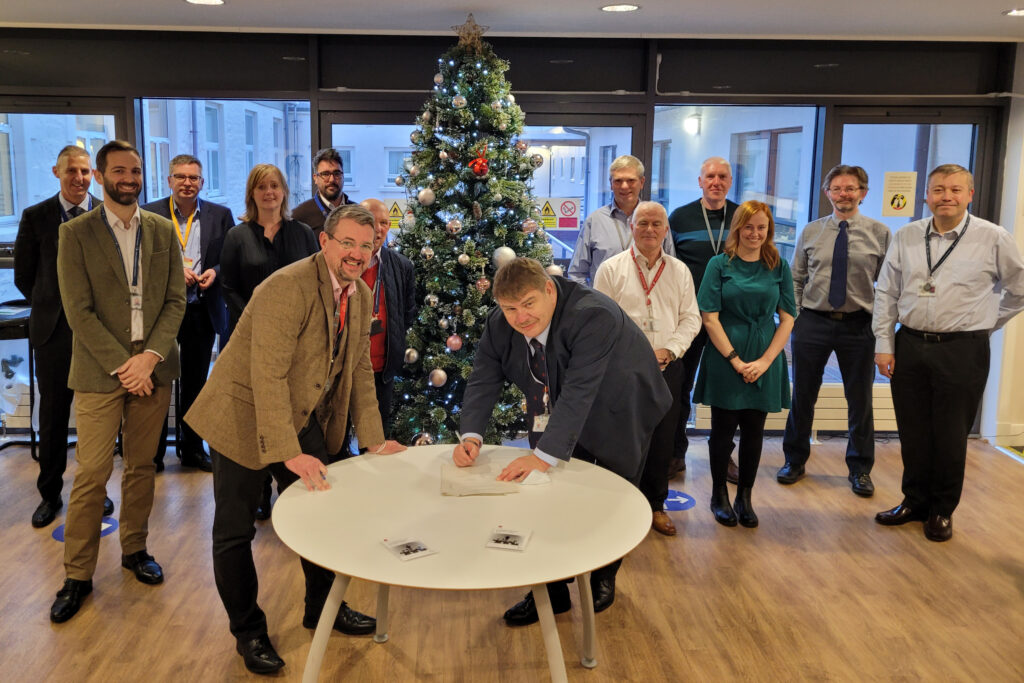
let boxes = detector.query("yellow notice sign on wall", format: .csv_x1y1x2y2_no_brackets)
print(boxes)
882,172,917,217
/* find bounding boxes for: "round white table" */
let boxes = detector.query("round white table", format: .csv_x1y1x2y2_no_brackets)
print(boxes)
272,444,651,682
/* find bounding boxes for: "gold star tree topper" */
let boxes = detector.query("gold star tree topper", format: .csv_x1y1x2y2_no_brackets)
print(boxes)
453,13,488,53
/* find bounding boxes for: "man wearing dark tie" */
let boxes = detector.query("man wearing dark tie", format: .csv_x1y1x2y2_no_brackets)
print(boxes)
291,148,354,238
51,140,185,622
453,257,671,626
779,165,891,496
142,155,234,472
14,145,114,528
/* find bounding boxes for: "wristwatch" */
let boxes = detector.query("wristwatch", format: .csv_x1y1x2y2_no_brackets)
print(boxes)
725,350,738,360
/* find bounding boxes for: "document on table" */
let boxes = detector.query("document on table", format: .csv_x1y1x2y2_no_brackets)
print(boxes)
440,461,519,496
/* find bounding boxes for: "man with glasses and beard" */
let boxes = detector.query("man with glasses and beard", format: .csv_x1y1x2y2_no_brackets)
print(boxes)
292,148,354,238
50,140,185,623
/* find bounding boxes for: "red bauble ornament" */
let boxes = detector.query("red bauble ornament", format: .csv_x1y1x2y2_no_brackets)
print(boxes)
475,277,491,293
446,334,463,351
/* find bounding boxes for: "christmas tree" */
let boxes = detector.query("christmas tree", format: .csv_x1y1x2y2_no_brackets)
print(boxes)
391,15,554,446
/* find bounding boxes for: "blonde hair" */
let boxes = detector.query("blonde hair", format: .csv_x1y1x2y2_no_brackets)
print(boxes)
240,164,291,222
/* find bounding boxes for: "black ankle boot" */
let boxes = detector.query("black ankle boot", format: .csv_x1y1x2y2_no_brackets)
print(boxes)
710,484,737,527
734,486,758,528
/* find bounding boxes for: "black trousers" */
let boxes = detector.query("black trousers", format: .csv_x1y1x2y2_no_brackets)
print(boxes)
782,310,876,475
640,357,684,511
890,328,989,517
34,320,75,503
709,407,767,489
673,328,708,461
211,418,335,642
156,301,216,461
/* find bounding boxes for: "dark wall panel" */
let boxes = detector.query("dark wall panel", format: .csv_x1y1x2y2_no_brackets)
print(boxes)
657,40,1013,96
0,29,310,94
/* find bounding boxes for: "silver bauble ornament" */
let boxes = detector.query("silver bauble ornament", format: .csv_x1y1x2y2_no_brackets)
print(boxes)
446,218,463,234
522,219,538,234
413,433,434,446
446,334,463,352
410,131,422,144
428,368,448,387
507,94,516,104
457,253,471,266
420,246,435,260
493,246,516,269
439,318,449,330
417,188,435,206
492,193,502,203
394,175,405,187
498,122,508,131
425,293,439,307
421,110,431,123
439,150,449,161
545,264,564,277
452,95,467,109
410,164,420,176
404,347,419,364
433,73,443,85
401,215,415,230
491,100,503,111
515,140,528,152
530,154,544,169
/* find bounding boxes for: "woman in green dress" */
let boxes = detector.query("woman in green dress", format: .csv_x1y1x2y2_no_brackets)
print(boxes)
694,200,796,527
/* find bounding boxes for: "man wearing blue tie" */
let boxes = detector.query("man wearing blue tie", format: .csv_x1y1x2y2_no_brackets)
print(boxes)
779,165,891,496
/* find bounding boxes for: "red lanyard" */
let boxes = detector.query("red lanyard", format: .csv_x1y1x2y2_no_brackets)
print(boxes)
630,247,666,307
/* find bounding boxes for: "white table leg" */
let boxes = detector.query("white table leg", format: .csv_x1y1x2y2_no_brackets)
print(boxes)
576,572,598,668
302,572,351,683
532,583,568,683
374,583,390,643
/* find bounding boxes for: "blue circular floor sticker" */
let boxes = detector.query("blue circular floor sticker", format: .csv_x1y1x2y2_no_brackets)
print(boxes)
663,489,696,511
52,517,119,542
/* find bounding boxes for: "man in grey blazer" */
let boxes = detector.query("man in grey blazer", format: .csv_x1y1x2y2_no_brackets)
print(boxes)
142,154,234,471
15,145,113,527
51,140,185,623
454,257,671,626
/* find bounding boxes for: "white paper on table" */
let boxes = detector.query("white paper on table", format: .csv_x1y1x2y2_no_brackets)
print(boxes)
440,461,519,496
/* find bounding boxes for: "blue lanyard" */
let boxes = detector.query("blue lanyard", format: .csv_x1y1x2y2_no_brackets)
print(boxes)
59,196,93,224
100,207,142,288
313,194,330,217
370,255,383,316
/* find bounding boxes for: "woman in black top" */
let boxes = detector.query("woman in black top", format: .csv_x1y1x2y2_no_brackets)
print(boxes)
221,163,318,337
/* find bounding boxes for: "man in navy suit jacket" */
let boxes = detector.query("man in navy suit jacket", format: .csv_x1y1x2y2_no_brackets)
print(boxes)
454,257,671,626
141,154,233,471
15,145,113,528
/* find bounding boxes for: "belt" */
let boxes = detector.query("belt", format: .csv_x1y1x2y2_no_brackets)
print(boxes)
900,326,988,343
802,307,870,321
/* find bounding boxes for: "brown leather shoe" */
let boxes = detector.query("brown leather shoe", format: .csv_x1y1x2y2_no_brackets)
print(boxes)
726,456,740,485
651,511,676,536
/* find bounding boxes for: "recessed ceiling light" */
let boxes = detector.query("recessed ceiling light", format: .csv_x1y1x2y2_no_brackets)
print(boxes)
186,0,224,6
282,56,307,62
814,62,840,69
1002,8,1024,15
549,59,575,65
601,4,640,12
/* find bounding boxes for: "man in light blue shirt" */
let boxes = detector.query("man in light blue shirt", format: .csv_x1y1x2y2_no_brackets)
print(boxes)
568,154,674,285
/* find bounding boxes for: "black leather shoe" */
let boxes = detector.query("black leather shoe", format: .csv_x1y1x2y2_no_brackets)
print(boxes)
32,499,62,528
50,578,92,623
592,577,615,613
667,457,686,479
103,496,114,516
710,484,737,527
121,550,164,584
849,472,875,497
924,514,953,542
726,456,740,485
302,601,376,635
236,634,285,674
255,487,272,521
733,486,759,528
776,462,805,485
154,457,165,473
875,502,927,526
503,587,571,626
181,449,213,472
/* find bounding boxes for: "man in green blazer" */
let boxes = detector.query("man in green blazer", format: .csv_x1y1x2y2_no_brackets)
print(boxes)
186,204,403,675
51,140,186,623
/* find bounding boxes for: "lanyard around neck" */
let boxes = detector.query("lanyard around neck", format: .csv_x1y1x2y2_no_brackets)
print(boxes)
925,215,970,278
170,197,198,251
701,202,728,255
100,206,142,288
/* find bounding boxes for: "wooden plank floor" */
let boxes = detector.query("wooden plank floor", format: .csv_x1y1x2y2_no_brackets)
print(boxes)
2,436,1023,682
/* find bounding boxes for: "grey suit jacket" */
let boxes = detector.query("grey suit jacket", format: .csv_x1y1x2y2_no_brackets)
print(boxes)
56,206,185,393
185,252,385,469
460,276,672,482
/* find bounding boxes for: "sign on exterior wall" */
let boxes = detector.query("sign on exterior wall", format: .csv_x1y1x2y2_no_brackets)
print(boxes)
882,172,917,217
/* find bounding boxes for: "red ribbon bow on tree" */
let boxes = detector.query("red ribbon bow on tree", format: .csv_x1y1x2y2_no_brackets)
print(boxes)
468,144,489,176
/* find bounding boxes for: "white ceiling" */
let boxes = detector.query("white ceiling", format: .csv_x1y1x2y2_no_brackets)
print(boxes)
2,1,1023,42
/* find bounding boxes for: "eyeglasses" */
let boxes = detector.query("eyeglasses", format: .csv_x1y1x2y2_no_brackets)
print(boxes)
171,174,202,183
827,186,861,195
324,232,372,254
316,170,344,180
